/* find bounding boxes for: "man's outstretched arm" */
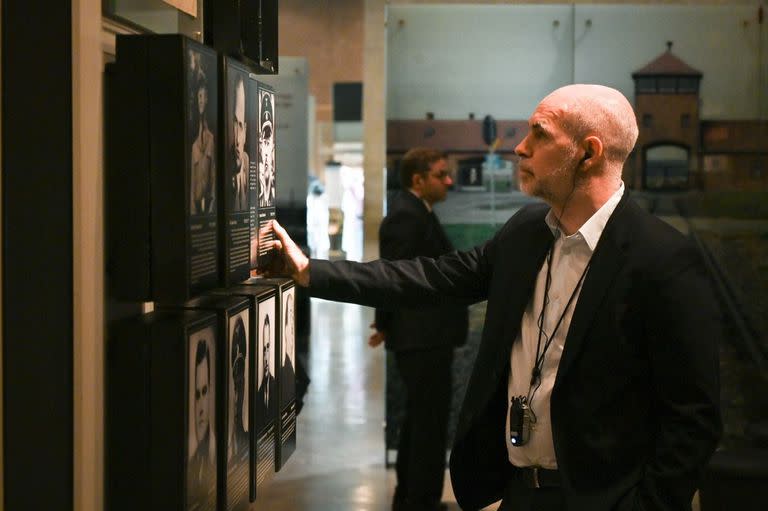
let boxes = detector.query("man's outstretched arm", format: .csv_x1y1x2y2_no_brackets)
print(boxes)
264,220,496,309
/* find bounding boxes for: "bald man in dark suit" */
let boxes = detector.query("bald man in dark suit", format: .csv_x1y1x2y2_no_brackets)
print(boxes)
268,84,722,511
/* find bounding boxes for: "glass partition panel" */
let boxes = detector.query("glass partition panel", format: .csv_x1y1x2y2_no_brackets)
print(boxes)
386,2,768,461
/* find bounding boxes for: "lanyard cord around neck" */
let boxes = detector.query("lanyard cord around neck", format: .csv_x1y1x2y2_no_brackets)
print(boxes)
527,241,592,405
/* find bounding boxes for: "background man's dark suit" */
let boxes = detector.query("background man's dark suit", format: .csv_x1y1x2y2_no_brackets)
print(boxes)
307,191,722,511
375,190,468,509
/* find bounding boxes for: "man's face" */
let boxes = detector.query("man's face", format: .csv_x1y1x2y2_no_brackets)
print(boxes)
233,82,246,165
197,86,208,116
514,99,579,203
260,122,274,166
262,322,271,377
194,355,210,443
419,158,452,205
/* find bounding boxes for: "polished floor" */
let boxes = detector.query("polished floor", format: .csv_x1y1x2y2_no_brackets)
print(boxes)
255,299,501,511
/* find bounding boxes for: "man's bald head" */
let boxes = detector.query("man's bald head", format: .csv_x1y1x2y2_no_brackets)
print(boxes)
541,84,638,166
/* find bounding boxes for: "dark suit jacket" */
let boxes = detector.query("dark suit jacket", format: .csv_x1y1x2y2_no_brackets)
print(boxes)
308,191,722,511
375,191,468,351
255,374,276,430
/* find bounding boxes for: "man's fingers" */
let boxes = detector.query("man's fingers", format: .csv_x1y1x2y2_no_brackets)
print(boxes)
266,239,283,252
268,219,310,286
367,329,385,348
271,220,290,245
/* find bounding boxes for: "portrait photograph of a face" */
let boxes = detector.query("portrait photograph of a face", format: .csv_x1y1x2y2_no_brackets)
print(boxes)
187,48,217,216
257,297,276,391
186,325,217,510
228,309,249,461
257,88,275,208
281,287,296,403
226,64,249,213
255,296,276,429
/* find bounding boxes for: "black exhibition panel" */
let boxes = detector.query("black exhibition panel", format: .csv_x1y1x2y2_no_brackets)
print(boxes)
109,34,220,303
219,55,254,286
107,309,220,511
239,283,279,496
212,282,277,501
250,80,278,273
250,277,297,470
157,295,251,511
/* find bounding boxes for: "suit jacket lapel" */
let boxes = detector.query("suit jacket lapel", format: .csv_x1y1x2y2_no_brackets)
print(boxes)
554,194,632,386
492,217,554,371
455,213,553,442
429,211,454,251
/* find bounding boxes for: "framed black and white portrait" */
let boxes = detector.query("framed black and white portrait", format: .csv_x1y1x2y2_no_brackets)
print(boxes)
257,88,275,208
255,296,276,428
187,48,218,216
186,326,217,510
228,309,249,462
280,287,295,403
225,64,249,212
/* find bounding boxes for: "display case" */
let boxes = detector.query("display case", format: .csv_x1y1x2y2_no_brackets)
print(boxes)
249,277,296,469
219,56,254,286
249,82,278,273
157,295,251,511
107,309,220,511
211,283,279,500
108,34,220,302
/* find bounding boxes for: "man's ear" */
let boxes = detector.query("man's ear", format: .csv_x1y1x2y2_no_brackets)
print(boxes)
411,172,425,190
581,136,603,167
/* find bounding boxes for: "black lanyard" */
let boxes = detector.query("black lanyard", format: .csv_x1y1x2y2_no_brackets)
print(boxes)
529,241,592,393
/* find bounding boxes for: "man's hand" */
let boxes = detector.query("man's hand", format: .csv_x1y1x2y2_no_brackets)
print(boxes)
368,322,385,348
261,220,311,286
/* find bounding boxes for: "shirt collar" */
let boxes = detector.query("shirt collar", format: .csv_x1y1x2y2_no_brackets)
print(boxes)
544,181,625,251
407,188,432,212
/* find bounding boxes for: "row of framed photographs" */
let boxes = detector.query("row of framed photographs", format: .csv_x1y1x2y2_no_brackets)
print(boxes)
107,34,279,305
108,278,296,511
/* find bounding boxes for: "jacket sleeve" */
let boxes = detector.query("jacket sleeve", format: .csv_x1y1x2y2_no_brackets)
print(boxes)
307,205,537,310
308,246,491,309
307,217,511,309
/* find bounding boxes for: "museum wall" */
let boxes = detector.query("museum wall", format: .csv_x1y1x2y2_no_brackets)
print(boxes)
279,0,364,124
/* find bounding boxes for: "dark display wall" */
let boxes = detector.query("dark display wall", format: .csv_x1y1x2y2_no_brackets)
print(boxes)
106,32,296,511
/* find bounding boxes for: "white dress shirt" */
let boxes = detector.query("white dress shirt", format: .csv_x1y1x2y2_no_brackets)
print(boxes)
506,182,625,468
